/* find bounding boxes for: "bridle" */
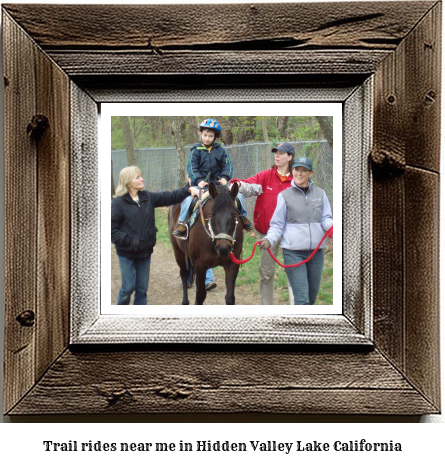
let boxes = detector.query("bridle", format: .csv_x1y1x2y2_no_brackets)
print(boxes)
198,186,238,251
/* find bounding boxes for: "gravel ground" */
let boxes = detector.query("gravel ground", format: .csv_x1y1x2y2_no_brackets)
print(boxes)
111,243,262,305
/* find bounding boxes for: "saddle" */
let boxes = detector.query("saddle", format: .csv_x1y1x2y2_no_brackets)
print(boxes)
179,188,241,240
188,188,241,214
188,190,210,217
179,192,211,269
185,190,242,234
187,191,211,231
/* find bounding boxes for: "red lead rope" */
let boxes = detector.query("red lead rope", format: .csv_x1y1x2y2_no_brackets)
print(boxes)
228,179,333,267
230,228,333,268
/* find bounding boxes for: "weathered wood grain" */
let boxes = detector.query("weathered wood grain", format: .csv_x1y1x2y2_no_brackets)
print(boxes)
400,2,441,410
404,2,441,172
2,2,441,416
371,2,441,412
372,17,409,369
372,172,405,368
2,2,434,84
8,348,437,415
47,50,390,76
3,12,38,414
2,2,435,49
342,80,373,335
74,315,371,345
371,2,441,174
80,76,363,103
70,83,100,338
3,10,71,413
371,14,410,374
404,168,441,408
35,36,71,381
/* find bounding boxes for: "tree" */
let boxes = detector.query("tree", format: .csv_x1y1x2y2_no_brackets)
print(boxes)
120,116,136,165
315,116,333,148
314,116,333,194
217,116,257,145
220,116,237,145
276,116,290,139
172,116,187,188
261,116,270,144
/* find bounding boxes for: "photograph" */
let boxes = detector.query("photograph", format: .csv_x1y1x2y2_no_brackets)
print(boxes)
106,111,339,313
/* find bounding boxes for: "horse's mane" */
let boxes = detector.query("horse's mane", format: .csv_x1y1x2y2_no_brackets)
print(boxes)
209,186,237,215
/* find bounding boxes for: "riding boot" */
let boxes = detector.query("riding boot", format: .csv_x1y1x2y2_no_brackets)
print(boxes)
172,222,188,239
240,215,254,231
235,197,254,231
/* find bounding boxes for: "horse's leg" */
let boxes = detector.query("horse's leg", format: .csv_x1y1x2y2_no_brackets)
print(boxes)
169,249,190,305
168,204,190,305
179,265,189,305
194,263,207,305
223,261,240,305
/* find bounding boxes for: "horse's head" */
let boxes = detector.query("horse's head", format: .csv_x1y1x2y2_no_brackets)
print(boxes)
208,182,239,257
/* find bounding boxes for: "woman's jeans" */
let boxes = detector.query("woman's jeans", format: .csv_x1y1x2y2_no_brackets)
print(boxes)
117,255,151,305
283,248,324,305
179,191,248,222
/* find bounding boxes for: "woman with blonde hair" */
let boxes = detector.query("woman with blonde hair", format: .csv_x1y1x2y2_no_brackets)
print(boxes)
111,165,199,305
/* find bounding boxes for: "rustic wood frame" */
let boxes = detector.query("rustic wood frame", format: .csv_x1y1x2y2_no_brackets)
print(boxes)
78,95,365,345
3,2,441,415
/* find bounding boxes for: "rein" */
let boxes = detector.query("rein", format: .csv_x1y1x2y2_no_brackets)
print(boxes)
198,186,238,248
198,187,213,241
230,226,333,267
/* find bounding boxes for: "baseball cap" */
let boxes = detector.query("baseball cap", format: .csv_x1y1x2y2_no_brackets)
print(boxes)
292,156,313,171
271,142,295,156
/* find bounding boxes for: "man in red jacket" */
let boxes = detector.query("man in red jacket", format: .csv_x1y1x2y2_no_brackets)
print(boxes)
232,142,295,305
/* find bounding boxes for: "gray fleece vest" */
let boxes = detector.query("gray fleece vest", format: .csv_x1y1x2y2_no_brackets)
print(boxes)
281,185,324,224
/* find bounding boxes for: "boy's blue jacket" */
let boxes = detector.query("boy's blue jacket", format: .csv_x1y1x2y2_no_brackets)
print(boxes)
187,142,233,186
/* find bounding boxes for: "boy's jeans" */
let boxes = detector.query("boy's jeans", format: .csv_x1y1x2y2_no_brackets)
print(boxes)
178,191,248,223
187,267,214,286
205,268,214,285
117,255,151,305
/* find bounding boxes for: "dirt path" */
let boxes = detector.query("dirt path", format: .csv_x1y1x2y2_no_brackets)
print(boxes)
111,243,260,305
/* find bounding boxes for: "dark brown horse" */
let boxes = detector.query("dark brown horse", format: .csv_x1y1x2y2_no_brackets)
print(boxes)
168,182,243,305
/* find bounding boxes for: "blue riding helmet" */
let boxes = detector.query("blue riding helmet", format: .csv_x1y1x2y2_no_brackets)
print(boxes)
199,118,222,137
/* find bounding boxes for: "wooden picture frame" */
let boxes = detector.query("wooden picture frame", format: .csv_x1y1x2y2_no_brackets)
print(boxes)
3,2,440,415
79,99,357,343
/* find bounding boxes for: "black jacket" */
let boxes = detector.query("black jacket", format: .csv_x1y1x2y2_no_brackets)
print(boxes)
111,187,190,258
186,142,233,186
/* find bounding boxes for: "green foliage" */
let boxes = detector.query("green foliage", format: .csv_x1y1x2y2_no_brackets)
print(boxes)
111,116,324,150
111,117,124,150
315,251,334,305
154,207,174,251
293,116,320,141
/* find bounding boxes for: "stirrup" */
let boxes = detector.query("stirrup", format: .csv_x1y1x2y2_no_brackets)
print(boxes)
172,222,189,240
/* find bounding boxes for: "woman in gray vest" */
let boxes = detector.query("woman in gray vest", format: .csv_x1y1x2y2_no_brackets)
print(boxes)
260,157,333,305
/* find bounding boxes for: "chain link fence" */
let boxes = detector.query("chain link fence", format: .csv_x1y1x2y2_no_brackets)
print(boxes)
111,140,332,220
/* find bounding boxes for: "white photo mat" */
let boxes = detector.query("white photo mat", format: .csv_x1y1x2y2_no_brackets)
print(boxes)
100,103,342,316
